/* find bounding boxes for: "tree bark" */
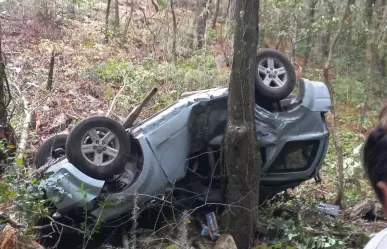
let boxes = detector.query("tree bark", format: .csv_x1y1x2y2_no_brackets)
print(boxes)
46,47,55,91
122,0,134,41
0,31,16,164
321,2,334,58
170,0,177,62
303,0,318,68
360,0,378,129
104,0,112,43
211,0,221,29
323,0,353,207
221,0,261,248
365,0,376,28
114,0,120,30
196,0,211,49
227,0,236,21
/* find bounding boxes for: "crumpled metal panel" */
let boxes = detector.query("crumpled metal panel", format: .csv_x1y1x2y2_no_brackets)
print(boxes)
40,159,105,213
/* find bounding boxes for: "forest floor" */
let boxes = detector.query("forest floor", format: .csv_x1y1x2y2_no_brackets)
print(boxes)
1,1,386,249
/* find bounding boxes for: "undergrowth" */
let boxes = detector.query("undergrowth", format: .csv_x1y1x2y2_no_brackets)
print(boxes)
85,52,230,114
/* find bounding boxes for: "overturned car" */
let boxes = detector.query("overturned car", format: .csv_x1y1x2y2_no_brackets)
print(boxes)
35,49,332,226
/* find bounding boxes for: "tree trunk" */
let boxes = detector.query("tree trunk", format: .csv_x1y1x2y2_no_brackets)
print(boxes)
0,33,16,164
227,0,236,21
122,0,134,41
211,0,221,29
196,0,211,49
303,0,318,68
321,2,334,58
104,0,112,43
323,0,353,207
221,0,261,248
46,47,55,91
365,0,376,28
359,0,377,130
170,0,177,62
114,0,120,30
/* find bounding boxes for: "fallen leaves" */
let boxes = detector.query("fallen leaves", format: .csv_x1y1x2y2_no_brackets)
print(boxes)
0,225,18,249
0,224,45,249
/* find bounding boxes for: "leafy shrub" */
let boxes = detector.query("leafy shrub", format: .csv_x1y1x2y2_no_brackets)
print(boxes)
90,56,229,115
96,58,132,82
332,75,364,104
0,153,51,234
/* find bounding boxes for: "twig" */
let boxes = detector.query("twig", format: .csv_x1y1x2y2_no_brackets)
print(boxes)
129,193,139,249
138,7,157,54
122,87,157,128
46,216,85,234
106,80,126,117
83,200,107,249
0,15,30,21
0,212,21,228
122,228,129,249
304,226,366,237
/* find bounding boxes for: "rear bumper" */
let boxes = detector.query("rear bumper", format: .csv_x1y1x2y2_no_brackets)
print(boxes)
39,159,105,213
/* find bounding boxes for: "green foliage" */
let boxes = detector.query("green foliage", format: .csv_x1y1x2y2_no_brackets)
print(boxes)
89,54,229,113
156,0,166,10
165,245,180,249
207,28,220,42
97,58,133,82
0,153,51,234
261,216,346,249
260,197,347,249
332,75,364,104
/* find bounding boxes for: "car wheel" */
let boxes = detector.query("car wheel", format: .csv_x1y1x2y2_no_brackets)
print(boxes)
65,116,131,180
255,48,296,101
34,134,68,169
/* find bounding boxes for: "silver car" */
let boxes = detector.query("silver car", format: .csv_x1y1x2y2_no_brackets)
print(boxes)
37,76,332,224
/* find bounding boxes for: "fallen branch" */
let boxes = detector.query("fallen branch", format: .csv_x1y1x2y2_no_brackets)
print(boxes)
304,226,367,237
46,46,55,91
11,83,31,163
0,212,20,228
122,87,158,129
106,80,126,117
45,216,85,234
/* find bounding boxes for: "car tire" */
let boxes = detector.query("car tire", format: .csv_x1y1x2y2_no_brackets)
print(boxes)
65,116,131,180
34,134,68,169
255,48,296,101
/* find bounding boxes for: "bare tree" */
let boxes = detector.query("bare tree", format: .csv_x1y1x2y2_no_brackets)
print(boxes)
46,47,55,91
323,0,353,206
104,0,112,43
227,0,236,21
170,0,177,62
151,0,159,12
303,0,318,67
221,0,261,248
195,0,211,49
0,30,15,158
321,2,334,58
360,0,378,129
114,0,120,30
122,0,134,40
211,0,221,29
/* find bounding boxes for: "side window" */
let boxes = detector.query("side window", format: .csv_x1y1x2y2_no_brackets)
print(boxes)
267,140,320,173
